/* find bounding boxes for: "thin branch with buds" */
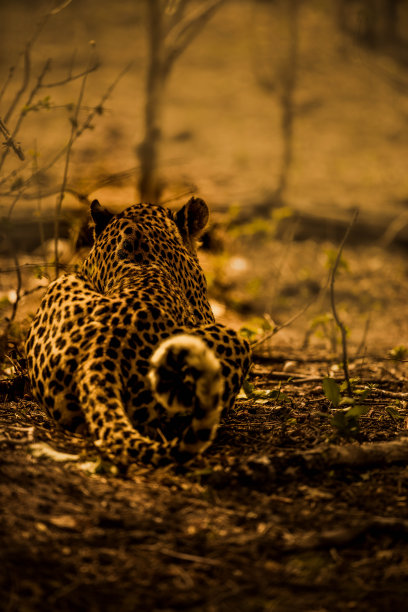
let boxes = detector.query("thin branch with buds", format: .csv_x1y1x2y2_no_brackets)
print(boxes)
0,117,25,161
42,62,100,88
53,54,91,276
0,59,52,171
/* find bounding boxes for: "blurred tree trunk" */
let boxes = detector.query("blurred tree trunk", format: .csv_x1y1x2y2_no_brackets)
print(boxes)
336,0,401,47
138,0,224,202
275,0,299,204
251,0,299,210
383,0,399,43
139,0,165,202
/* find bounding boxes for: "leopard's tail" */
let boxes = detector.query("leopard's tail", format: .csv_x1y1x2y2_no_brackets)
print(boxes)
148,334,223,460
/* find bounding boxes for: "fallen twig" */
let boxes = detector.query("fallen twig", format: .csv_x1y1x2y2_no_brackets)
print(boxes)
265,372,330,384
282,516,408,551
370,388,408,400
157,547,222,567
214,438,408,492
297,437,408,469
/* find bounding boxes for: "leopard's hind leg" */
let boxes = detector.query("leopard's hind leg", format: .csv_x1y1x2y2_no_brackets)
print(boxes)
76,362,170,468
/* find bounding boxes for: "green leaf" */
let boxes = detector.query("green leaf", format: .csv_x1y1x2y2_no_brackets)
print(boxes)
389,345,408,361
242,378,287,402
240,326,258,341
340,377,359,393
345,404,370,419
339,396,355,406
322,377,340,407
354,388,370,402
331,411,347,429
386,405,404,422
324,248,350,273
243,378,256,397
310,313,333,329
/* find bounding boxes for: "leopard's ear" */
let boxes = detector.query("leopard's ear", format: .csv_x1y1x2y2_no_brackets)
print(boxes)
176,197,209,243
91,200,115,237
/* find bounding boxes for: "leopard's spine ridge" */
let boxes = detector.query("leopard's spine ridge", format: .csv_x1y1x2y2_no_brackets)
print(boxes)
149,335,223,453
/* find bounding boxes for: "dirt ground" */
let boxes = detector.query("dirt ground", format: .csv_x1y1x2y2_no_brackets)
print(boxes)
1,349,408,612
1,1,408,611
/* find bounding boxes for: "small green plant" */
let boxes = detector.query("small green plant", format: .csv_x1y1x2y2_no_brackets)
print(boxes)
388,345,408,362
228,206,293,240
322,377,370,439
242,378,288,404
322,376,341,406
324,247,349,273
306,312,340,352
386,402,404,423
240,316,275,343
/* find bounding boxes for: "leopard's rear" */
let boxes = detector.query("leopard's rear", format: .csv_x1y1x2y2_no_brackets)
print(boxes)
26,197,251,468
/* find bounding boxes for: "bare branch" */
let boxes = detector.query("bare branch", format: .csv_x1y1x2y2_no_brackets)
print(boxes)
8,249,23,329
0,162,29,189
0,59,52,172
73,62,132,141
0,117,25,161
0,262,69,274
4,47,31,125
329,209,359,396
54,58,90,276
8,63,130,195
165,0,190,35
0,162,139,203
52,61,130,275
0,185,90,203
1,193,24,333
0,66,15,106
42,61,100,88
252,263,331,351
163,0,224,76
3,6,54,124
251,297,316,351
7,190,24,220
49,0,73,15
32,140,47,261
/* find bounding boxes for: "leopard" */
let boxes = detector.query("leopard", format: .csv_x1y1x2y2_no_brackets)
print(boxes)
25,197,251,468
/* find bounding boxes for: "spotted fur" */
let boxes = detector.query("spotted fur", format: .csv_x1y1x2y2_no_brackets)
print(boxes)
25,197,251,467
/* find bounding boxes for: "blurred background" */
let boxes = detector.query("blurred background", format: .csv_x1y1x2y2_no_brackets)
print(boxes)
1,0,408,354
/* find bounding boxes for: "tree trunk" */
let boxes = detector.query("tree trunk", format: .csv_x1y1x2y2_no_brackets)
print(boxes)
275,0,299,203
138,0,166,202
